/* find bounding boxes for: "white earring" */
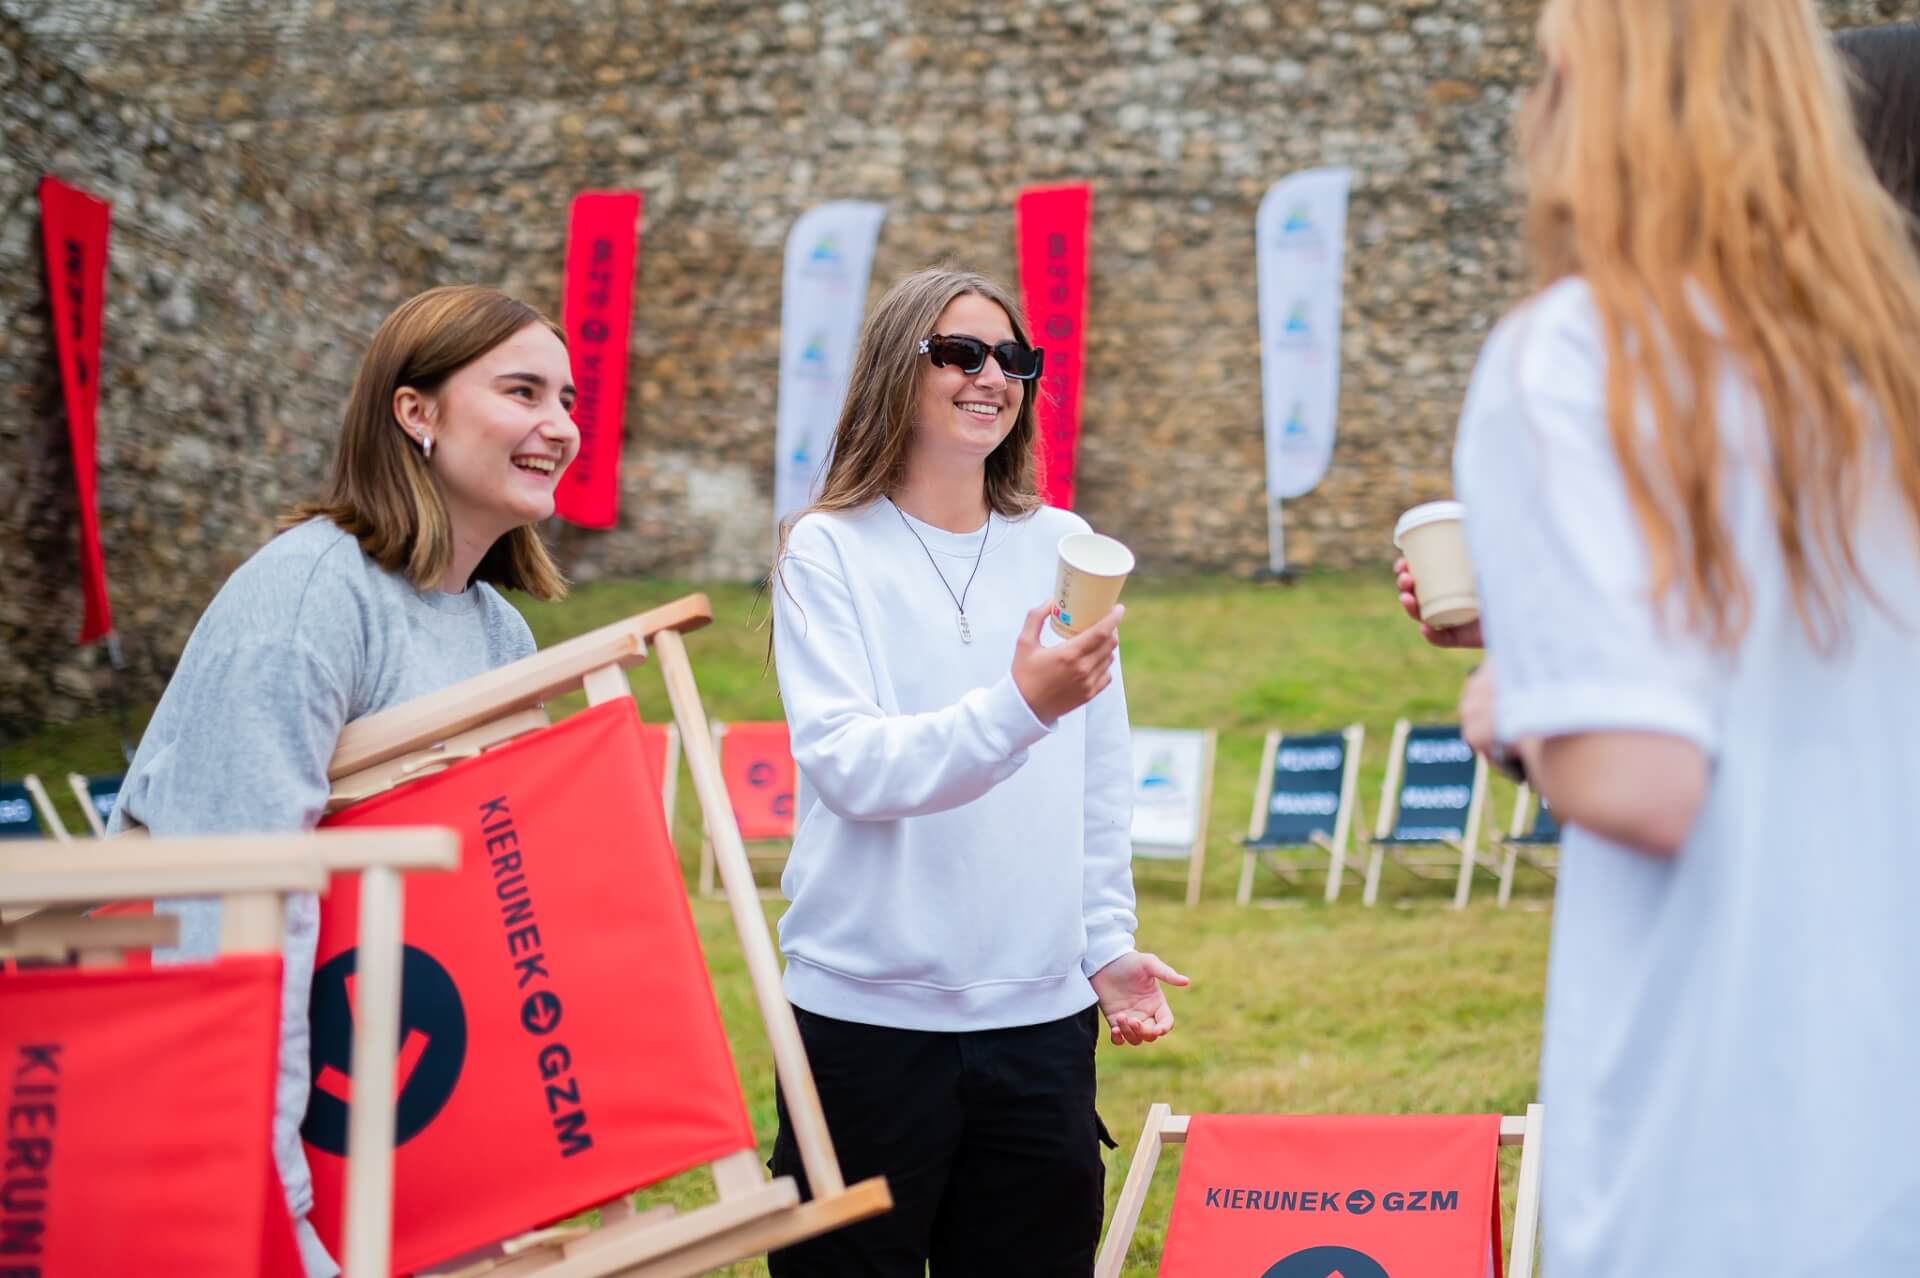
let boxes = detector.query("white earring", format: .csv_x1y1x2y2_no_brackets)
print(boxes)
419,435,433,460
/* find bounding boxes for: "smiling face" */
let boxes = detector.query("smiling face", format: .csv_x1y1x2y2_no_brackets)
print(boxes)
909,292,1026,469
397,322,580,546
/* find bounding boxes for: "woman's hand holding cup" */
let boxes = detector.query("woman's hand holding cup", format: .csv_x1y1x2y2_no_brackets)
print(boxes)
1394,556,1484,649
1013,602,1122,723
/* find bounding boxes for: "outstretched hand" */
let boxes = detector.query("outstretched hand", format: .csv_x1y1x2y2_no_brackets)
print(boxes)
1395,557,1484,649
1090,951,1190,1046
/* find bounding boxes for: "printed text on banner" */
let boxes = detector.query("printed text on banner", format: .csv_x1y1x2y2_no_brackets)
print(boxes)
39,176,114,643
556,191,642,529
1016,184,1091,509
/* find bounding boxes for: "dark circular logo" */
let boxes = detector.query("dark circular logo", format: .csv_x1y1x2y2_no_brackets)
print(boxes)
1344,1188,1376,1215
747,761,776,788
1262,1245,1390,1278
302,945,466,1156
521,990,564,1035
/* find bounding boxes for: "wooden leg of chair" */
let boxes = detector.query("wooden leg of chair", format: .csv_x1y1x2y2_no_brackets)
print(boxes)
343,865,404,1278
1509,1103,1546,1277
1497,843,1517,908
1362,842,1384,907
698,836,716,898
1451,838,1474,910
651,629,846,1199
1235,848,1255,907
1319,833,1346,904
1095,1103,1170,1278
1184,843,1204,909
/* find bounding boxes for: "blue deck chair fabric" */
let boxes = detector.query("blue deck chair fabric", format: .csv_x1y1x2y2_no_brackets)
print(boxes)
1238,727,1364,905
1377,725,1478,844
1363,723,1493,908
0,782,40,840
1494,786,1562,907
1508,794,1561,845
74,772,124,836
1249,732,1348,847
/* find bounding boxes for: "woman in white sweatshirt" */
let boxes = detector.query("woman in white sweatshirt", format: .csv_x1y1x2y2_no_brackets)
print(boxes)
767,266,1186,1276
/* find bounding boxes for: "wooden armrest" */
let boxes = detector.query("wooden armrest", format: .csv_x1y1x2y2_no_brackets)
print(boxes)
328,594,713,780
0,829,457,908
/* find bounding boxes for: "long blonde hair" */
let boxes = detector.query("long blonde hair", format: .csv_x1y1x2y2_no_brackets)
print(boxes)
289,285,569,600
1521,0,1920,649
777,267,1044,560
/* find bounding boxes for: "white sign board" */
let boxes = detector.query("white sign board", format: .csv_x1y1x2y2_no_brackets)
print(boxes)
1131,727,1211,858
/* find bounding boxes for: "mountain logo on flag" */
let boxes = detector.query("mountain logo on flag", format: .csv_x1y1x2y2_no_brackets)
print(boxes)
303,944,468,1156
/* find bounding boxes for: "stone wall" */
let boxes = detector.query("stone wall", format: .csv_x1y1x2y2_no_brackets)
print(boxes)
5,0,1915,725
0,10,444,726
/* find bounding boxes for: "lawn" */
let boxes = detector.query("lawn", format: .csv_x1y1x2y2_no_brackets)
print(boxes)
6,570,1552,1274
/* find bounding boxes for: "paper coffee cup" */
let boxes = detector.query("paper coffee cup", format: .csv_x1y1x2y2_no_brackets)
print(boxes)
1051,533,1135,637
1393,501,1479,629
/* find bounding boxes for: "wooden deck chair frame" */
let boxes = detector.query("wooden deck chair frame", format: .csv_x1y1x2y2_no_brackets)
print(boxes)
698,721,791,900
655,723,681,850
68,771,116,839
1236,725,1365,906
1131,727,1217,909
0,826,457,1278
1095,1103,1546,1278
1491,782,1560,908
21,773,71,843
1361,719,1495,909
322,595,889,1278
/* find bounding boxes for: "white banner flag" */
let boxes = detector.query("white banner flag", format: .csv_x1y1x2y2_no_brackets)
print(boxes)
773,201,887,536
1256,168,1351,504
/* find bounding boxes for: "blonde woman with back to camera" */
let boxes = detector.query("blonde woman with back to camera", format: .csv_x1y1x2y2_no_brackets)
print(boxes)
1444,1,1920,1274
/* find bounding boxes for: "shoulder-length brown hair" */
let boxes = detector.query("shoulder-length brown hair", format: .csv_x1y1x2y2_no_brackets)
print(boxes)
1519,0,1920,652
288,285,569,600
777,266,1045,560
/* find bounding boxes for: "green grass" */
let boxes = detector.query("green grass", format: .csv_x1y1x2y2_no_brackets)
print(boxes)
6,570,1551,1275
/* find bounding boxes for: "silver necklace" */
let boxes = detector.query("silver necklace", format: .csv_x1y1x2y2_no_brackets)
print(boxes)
889,498,991,644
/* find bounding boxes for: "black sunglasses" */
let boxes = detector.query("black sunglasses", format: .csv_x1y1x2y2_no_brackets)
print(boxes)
918,333,1046,381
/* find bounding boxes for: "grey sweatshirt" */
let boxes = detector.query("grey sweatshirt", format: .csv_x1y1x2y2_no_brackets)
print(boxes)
111,517,535,1277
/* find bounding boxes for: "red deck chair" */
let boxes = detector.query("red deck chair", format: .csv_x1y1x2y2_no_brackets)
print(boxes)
1096,1103,1545,1278
316,595,888,1278
0,827,456,1278
701,720,794,898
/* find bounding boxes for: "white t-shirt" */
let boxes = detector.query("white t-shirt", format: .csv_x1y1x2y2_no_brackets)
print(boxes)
1455,278,1920,1277
772,499,1137,1031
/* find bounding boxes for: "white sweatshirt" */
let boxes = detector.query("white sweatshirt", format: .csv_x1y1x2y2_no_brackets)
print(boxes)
771,499,1138,1031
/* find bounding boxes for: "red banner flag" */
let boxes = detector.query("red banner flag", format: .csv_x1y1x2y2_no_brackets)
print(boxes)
1016,184,1091,509
38,176,113,643
309,699,754,1273
718,721,795,841
0,956,301,1276
555,191,642,530
1158,1114,1503,1278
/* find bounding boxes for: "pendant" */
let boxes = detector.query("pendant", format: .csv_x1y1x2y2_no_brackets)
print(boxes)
957,611,973,644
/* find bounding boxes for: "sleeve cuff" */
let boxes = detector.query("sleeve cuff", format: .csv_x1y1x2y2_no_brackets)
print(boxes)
1081,928,1136,981
1498,682,1718,755
983,673,1056,752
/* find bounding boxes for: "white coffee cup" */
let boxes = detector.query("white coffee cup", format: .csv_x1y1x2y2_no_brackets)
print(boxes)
1051,533,1135,637
1393,501,1479,629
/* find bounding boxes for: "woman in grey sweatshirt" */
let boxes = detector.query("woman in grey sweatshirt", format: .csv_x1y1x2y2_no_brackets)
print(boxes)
111,284,580,1276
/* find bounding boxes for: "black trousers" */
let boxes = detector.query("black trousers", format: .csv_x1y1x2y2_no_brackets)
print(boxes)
767,1003,1116,1277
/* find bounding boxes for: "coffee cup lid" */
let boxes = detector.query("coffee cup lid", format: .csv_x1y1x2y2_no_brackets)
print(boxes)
1393,500,1466,548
